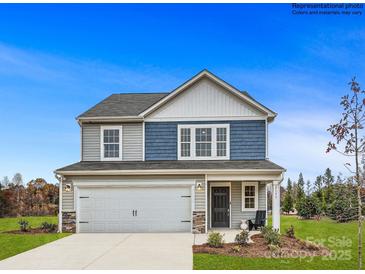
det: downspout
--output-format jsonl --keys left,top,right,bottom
{"left": 55, "top": 174, "right": 63, "bottom": 233}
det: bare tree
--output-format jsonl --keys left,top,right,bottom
{"left": 11, "top": 173, "right": 23, "bottom": 208}
{"left": 327, "top": 78, "right": 365, "bottom": 269}
{"left": 1, "top": 176, "right": 10, "bottom": 188}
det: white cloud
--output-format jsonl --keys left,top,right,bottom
{"left": 270, "top": 110, "right": 353, "bottom": 185}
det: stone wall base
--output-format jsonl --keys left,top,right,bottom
{"left": 62, "top": 211, "right": 76, "bottom": 233}
{"left": 193, "top": 210, "right": 206, "bottom": 234}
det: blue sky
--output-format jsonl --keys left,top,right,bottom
{"left": 0, "top": 4, "right": 364, "bottom": 185}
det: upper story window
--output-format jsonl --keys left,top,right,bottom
{"left": 178, "top": 124, "right": 230, "bottom": 160}
{"left": 101, "top": 126, "right": 122, "bottom": 160}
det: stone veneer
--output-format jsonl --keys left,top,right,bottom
{"left": 192, "top": 211, "right": 206, "bottom": 234}
{"left": 62, "top": 211, "right": 76, "bottom": 233}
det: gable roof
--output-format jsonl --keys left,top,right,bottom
{"left": 77, "top": 69, "right": 276, "bottom": 123}
{"left": 140, "top": 70, "right": 276, "bottom": 120}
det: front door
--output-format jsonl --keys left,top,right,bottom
{"left": 211, "top": 187, "right": 230, "bottom": 227}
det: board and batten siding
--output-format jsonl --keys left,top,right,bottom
{"left": 62, "top": 180, "right": 74, "bottom": 211}
{"left": 81, "top": 123, "right": 143, "bottom": 161}
{"left": 207, "top": 181, "right": 267, "bottom": 229}
{"left": 146, "top": 77, "right": 263, "bottom": 120}
{"left": 145, "top": 120, "right": 266, "bottom": 160}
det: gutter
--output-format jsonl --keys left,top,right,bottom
{"left": 54, "top": 168, "right": 285, "bottom": 176}
{"left": 77, "top": 116, "right": 143, "bottom": 125}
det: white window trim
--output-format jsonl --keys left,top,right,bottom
{"left": 100, "top": 125, "right": 123, "bottom": 161}
{"left": 177, "top": 124, "right": 230, "bottom": 160}
{"left": 241, "top": 181, "right": 259, "bottom": 211}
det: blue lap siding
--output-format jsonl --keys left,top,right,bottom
{"left": 145, "top": 120, "right": 266, "bottom": 160}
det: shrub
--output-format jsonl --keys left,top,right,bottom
{"left": 18, "top": 219, "right": 30, "bottom": 232}
{"left": 41, "top": 222, "right": 57, "bottom": 232}
{"left": 235, "top": 230, "right": 249, "bottom": 246}
{"left": 207, "top": 232, "right": 224, "bottom": 248}
{"left": 285, "top": 225, "right": 295, "bottom": 238}
{"left": 261, "top": 226, "right": 280, "bottom": 246}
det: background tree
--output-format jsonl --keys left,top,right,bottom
{"left": 323, "top": 168, "right": 334, "bottom": 205}
{"left": 0, "top": 173, "right": 58, "bottom": 217}
{"left": 327, "top": 179, "right": 358, "bottom": 222}
{"left": 327, "top": 78, "right": 365, "bottom": 269}
{"left": 297, "top": 195, "right": 321, "bottom": 219}
{"left": 292, "top": 181, "right": 298, "bottom": 205}
{"left": 313, "top": 176, "right": 323, "bottom": 199}
{"left": 1, "top": 176, "right": 10, "bottom": 188}
{"left": 306, "top": 180, "right": 312, "bottom": 196}
{"left": 12, "top": 173, "right": 23, "bottom": 204}
{"left": 282, "top": 178, "right": 294, "bottom": 214}
{"left": 295, "top": 173, "right": 305, "bottom": 211}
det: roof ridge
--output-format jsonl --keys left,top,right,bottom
{"left": 113, "top": 92, "right": 170, "bottom": 95}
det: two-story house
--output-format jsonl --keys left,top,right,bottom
{"left": 55, "top": 70, "right": 285, "bottom": 234}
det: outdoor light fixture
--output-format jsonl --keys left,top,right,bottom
{"left": 64, "top": 184, "right": 72, "bottom": 192}
{"left": 196, "top": 182, "right": 203, "bottom": 191}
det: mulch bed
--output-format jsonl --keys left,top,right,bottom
{"left": 193, "top": 234, "right": 331, "bottom": 258}
{"left": 5, "top": 228, "right": 57, "bottom": 234}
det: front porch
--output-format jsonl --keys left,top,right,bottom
{"left": 192, "top": 176, "right": 282, "bottom": 234}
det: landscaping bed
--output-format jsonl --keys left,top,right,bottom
{"left": 5, "top": 228, "right": 57, "bottom": 234}
{"left": 193, "top": 234, "right": 330, "bottom": 258}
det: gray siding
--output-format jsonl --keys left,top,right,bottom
{"left": 62, "top": 180, "right": 74, "bottom": 211}
{"left": 145, "top": 120, "right": 265, "bottom": 161}
{"left": 208, "top": 181, "right": 267, "bottom": 229}
{"left": 194, "top": 180, "right": 206, "bottom": 211}
{"left": 122, "top": 123, "right": 143, "bottom": 161}
{"left": 231, "top": 182, "right": 266, "bottom": 228}
{"left": 82, "top": 124, "right": 100, "bottom": 161}
{"left": 82, "top": 123, "right": 143, "bottom": 161}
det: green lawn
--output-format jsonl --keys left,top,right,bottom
{"left": 0, "top": 216, "right": 70, "bottom": 261}
{"left": 194, "top": 215, "right": 365, "bottom": 270}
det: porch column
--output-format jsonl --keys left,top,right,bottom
{"left": 272, "top": 181, "right": 281, "bottom": 232}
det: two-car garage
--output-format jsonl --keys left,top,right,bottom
{"left": 75, "top": 181, "right": 193, "bottom": 233}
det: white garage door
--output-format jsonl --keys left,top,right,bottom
{"left": 78, "top": 186, "right": 192, "bottom": 233}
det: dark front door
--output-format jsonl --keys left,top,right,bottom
{"left": 211, "top": 187, "right": 230, "bottom": 227}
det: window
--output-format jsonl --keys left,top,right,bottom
{"left": 195, "top": 128, "right": 212, "bottom": 157}
{"left": 216, "top": 127, "right": 227, "bottom": 157}
{"left": 178, "top": 124, "right": 229, "bottom": 160}
{"left": 101, "top": 126, "right": 122, "bottom": 160}
{"left": 180, "top": 128, "right": 191, "bottom": 157}
{"left": 242, "top": 182, "right": 258, "bottom": 211}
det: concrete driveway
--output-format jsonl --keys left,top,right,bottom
{"left": 0, "top": 233, "right": 193, "bottom": 270}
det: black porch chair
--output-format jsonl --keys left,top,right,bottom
{"left": 248, "top": 210, "right": 266, "bottom": 231}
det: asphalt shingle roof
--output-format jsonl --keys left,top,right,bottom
{"left": 56, "top": 160, "right": 284, "bottom": 173}
{"left": 78, "top": 93, "right": 168, "bottom": 118}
